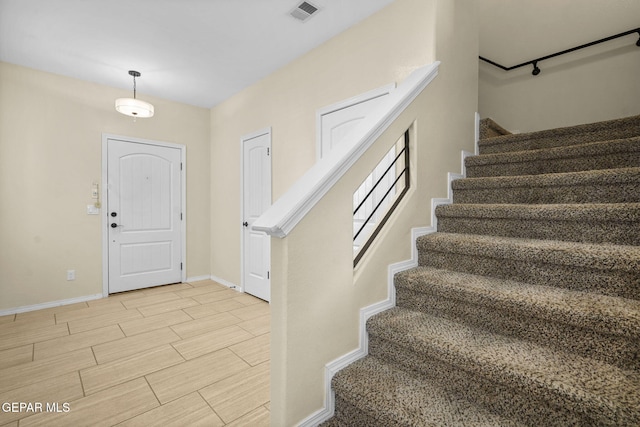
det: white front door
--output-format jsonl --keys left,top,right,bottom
{"left": 107, "top": 138, "right": 183, "bottom": 293}
{"left": 242, "top": 129, "right": 271, "bottom": 302}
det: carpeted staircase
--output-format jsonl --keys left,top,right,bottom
{"left": 323, "top": 115, "right": 640, "bottom": 426}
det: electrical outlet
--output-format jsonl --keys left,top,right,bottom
{"left": 67, "top": 270, "right": 75, "bottom": 281}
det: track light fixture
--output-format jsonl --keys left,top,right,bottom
{"left": 531, "top": 61, "right": 541, "bottom": 76}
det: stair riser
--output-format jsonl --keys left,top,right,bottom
{"left": 329, "top": 396, "right": 386, "bottom": 427}
{"left": 417, "top": 249, "right": 639, "bottom": 300}
{"left": 436, "top": 216, "right": 640, "bottom": 246}
{"left": 368, "top": 336, "right": 596, "bottom": 427}
{"left": 452, "top": 181, "right": 640, "bottom": 204}
{"left": 396, "top": 287, "right": 639, "bottom": 371}
{"left": 330, "top": 355, "right": 528, "bottom": 426}
{"left": 467, "top": 151, "right": 640, "bottom": 178}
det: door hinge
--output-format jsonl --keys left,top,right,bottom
{"left": 267, "top": 148, "right": 270, "bottom": 156}
{"left": 181, "top": 213, "right": 183, "bottom": 220}
{"left": 180, "top": 163, "right": 183, "bottom": 170}
{"left": 180, "top": 263, "right": 183, "bottom": 270}
{"left": 267, "top": 271, "right": 270, "bottom": 279}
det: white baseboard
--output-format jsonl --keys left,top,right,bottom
{"left": 298, "top": 147, "right": 470, "bottom": 426}
{"left": 0, "top": 293, "right": 104, "bottom": 317}
{"left": 1, "top": 275, "right": 240, "bottom": 317}
{"left": 185, "top": 275, "right": 212, "bottom": 283}
{"left": 475, "top": 111, "right": 480, "bottom": 155}
{"left": 209, "top": 274, "right": 241, "bottom": 292}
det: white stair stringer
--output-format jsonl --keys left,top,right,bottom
{"left": 297, "top": 148, "right": 473, "bottom": 427}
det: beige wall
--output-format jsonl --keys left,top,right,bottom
{"left": 267, "top": 0, "right": 479, "bottom": 424}
{"left": 0, "top": 62, "right": 211, "bottom": 311}
{"left": 210, "top": 0, "right": 437, "bottom": 288}
{"left": 478, "top": 0, "right": 640, "bottom": 132}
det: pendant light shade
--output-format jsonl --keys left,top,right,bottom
{"left": 115, "top": 70, "right": 154, "bottom": 118}
{"left": 115, "top": 97, "right": 154, "bottom": 117}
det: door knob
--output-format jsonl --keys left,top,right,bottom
{"left": 242, "top": 221, "right": 248, "bottom": 227}
{"left": 111, "top": 223, "right": 118, "bottom": 228}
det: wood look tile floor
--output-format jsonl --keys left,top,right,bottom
{"left": 0, "top": 280, "right": 270, "bottom": 427}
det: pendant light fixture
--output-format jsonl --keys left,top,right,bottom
{"left": 115, "top": 70, "right": 154, "bottom": 118}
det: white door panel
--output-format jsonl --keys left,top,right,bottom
{"left": 317, "top": 85, "right": 396, "bottom": 251}
{"left": 242, "top": 130, "right": 271, "bottom": 302}
{"left": 321, "top": 97, "right": 382, "bottom": 158}
{"left": 107, "top": 139, "right": 182, "bottom": 293}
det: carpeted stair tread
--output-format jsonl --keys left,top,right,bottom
{"left": 395, "top": 267, "right": 640, "bottom": 370}
{"left": 479, "top": 117, "right": 512, "bottom": 139}
{"left": 417, "top": 232, "right": 640, "bottom": 273}
{"left": 466, "top": 136, "right": 640, "bottom": 178}
{"left": 330, "top": 355, "right": 524, "bottom": 427}
{"left": 395, "top": 266, "right": 640, "bottom": 340}
{"left": 367, "top": 307, "right": 640, "bottom": 426}
{"left": 452, "top": 167, "right": 640, "bottom": 204}
{"left": 435, "top": 203, "right": 640, "bottom": 245}
{"left": 417, "top": 233, "right": 640, "bottom": 299}
{"left": 479, "top": 114, "right": 640, "bottom": 154}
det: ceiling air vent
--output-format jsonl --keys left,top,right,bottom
{"left": 290, "top": 1, "right": 319, "bottom": 22}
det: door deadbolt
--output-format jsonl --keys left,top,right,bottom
{"left": 111, "top": 212, "right": 117, "bottom": 217}
{"left": 111, "top": 223, "right": 118, "bottom": 228}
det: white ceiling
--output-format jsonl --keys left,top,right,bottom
{"left": 3, "top": 1, "right": 638, "bottom": 109}
{"left": 0, "top": 0, "right": 394, "bottom": 108}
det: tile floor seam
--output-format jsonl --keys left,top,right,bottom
{"left": 132, "top": 307, "right": 143, "bottom": 319}
{"left": 169, "top": 341, "right": 188, "bottom": 362}
{"left": 227, "top": 346, "right": 243, "bottom": 362}
{"left": 77, "top": 368, "right": 87, "bottom": 397}
{"left": 224, "top": 407, "right": 257, "bottom": 425}
{"left": 237, "top": 324, "right": 264, "bottom": 337}
{"left": 116, "top": 321, "right": 127, "bottom": 338}
{"left": 197, "top": 389, "right": 226, "bottom": 424}
{"left": 89, "top": 344, "right": 99, "bottom": 366}
{"left": 182, "top": 307, "right": 198, "bottom": 321}
{"left": 143, "top": 375, "right": 163, "bottom": 407}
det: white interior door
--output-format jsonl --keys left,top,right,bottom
{"left": 317, "top": 84, "right": 395, "bottom": 159}
{"left": 107, "top": 138, "right": 183, "bottom": 293}
{"left": 320, "top": 99, "right": 378, "bottom": 157}
{"left": 242, "top": 129, "right": 271, "bottom": 302}
{"left": 317, "top": 84, "right": 396, "bottom": 251}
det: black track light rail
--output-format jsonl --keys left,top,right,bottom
{"left": 480, "top": 27, "right": 640, "bottom": 76}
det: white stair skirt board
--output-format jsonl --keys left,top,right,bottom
{"left": 0, "top": 293, "right": 104, "bottom": 316}
{"left": 297, "top": 146, "right": 474, "bottom": 427}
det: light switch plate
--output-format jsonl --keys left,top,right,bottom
{"left": 87, "top": 205, "right": 100, "bottom": 215}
